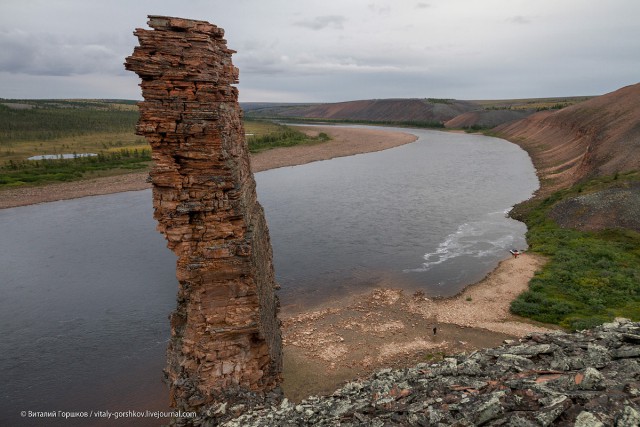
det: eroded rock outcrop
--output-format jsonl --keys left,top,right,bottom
{"left": 125, "top": 15, "right": 282, "bottom": 423}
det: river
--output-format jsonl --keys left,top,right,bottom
{"left": 0, "top": 127, "right": 537, "bottom": 425}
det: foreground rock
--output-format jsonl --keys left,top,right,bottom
{"left": 223, "top": 319, "right": 640, "bottom": 426}
{"left": 125, "top": 16, "right": 282, "bottom": 423}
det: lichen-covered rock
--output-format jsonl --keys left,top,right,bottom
{"left": 222, "top": 320, "right": 640, "bottom": 426}
{"left": 125, "top": 15, "right": 282, "bottom": 425}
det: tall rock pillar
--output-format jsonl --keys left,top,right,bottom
{"left": 125, "top": 15, "right": 282, "bottom": 420}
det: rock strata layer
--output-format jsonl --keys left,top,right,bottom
{"left": 223, "top": 319, "right": 640, "bottom": 426}
{"left": 125, "top": 15, "right": 282, "bottom": 423}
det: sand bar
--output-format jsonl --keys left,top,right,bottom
{"left": 281, "top": 252, "right": 554, "bottom": 400}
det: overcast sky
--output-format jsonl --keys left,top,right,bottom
{"left": 0, "top": 0, "right": 638, "bottom": 102}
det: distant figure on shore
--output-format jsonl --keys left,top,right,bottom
{"left": 510, "top": 249, "right": 521, "bottom": 258}
{"left": 433, "top": 326, "right": 437, "bottom": 335}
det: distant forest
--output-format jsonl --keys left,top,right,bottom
{"left": 0, "top": 100, "right": 139, "bottom": 142}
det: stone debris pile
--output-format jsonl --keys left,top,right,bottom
{"left": 125, "top": 15, "right": 282, "bottom": 423}
{"left": 222, "top": 319, "right": 640, "bottom": 426}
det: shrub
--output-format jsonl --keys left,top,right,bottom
{"left": 510, "top": 174, "right": 640, "bottom": 330}
{"left": 247, "top": 124, "right": 331, "bottom": 153}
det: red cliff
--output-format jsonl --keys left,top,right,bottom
{"left": 495, "top": 83, "right": 640, "bottom": 193}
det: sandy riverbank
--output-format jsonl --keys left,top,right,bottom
{"left": 0, "top": 126, "right": 416, "bottom": 209}
{"left": 281, "top": 252, "right": 554, "bottom": 400}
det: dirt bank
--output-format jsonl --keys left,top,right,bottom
{"left": 251, "top": 125, "right": 416, "bottom": 172}
{"left": 494, "top": 82, "right": 640, "bottom": 194}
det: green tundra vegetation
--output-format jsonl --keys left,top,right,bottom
{"left": 510, "top": 172, "right": 640, "bottom": 330}
{"left": 426, "top": 98, "right": 454, "bottom": 104}
{"left": 0, "top": 100, "right": 330, "bottom": 188}
{"left": 0, "top": 100, "right": 149, "bottom": 187}
{"left": 463, "top": 124, "right": 493, "bottom": 132}
{"left": 0, "top": 150, "right": 151, "bottom": 186}
{"left": 0, "top": 100, "right": 138, "bottom": 142}
{"left": 245, "top": 119, "right": 330, "bottom": 153}
{"left": 476, "top": 96, "right": 592, "bottom": 111}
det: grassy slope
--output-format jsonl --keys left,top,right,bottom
{"left": 496, "top": 84, "right": 640, "bottom": 330}
{"left": 510, "top": 172, "right": 640, "bottom": 330}
{"left": 469, "top": 96, "right": 592, "bottom": 111}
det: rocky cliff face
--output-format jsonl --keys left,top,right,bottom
{"left": 223, "top": 319, "right": 640, "bottom": 426}
{"left": 125, "top": 15, "right": 282, "bottom": 422}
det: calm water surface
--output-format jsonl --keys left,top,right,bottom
{"left": 259, "top": 127, "right": 538, "bottom": 308}
{"left": 0, "top": 127, "right": 537, "bottom": 424}
{"left": 0, "top": 191, "right": 176, "bottom": 426}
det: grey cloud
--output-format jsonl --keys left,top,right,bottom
{"left": 238, "top": 47, "right": 410, "bottom": 78}
{"left": 507, "top": 15, "right": 532, "bottom": 25}
{"left": 294, "top": 15, "right": 346, "bottom": 30}
{"left": 368, "top": 2, "right": 391, "bottom": 15}
{"left": 0, "top": 30, "right": 128, "bottom": 76}
{"left": 237, "top": 55, "right": 287, "bottom": 75}
{"left": 237, "top": 40, "right": 288, "bottom": 75}
{"left": 0, "top": 31, "right": 36, "bottom": 74}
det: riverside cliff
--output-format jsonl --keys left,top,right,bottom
{"left": 495, "top": 83, "right": 640, "bottom": 194}
{"left": 125, "top": 16, "right": 282, "bottom": 424}
{"left": 495, "top": 82, "right": 640, "bottom": 234}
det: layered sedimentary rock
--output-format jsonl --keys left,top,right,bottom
{"left": 124, "top": 15, "right": 282, "bottom": 420}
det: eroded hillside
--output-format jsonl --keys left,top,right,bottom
{"left": 246, "top": 98, "right": 476, "bottom": 124}
{"left": 243, "top": 96, "right": 589, "bottom": 129}
{"left": 495, "top": 83, "right": 640, "bottom": 193}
